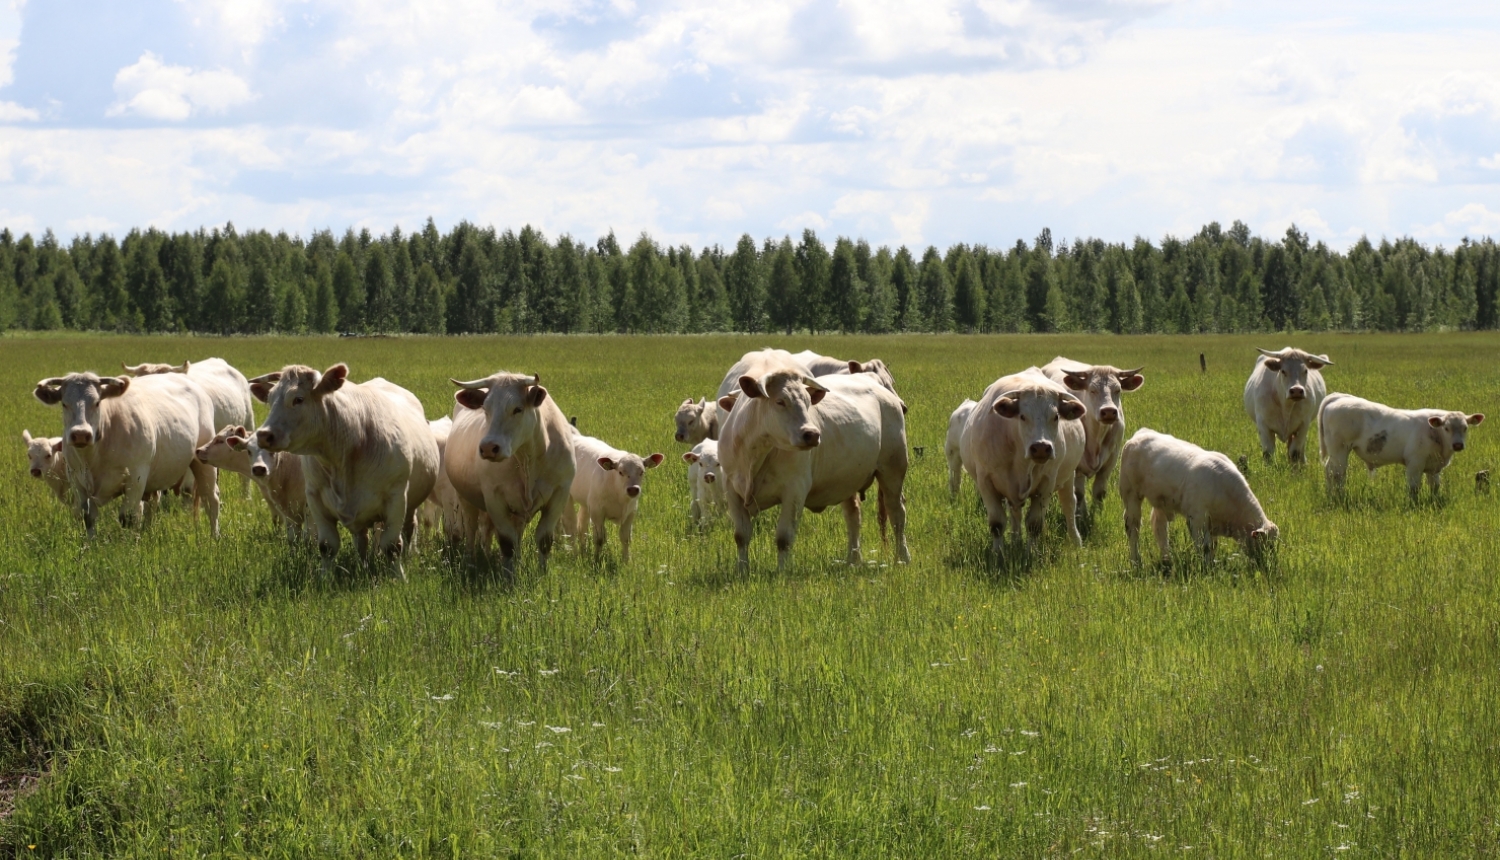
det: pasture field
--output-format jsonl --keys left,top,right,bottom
{"left": 2, "top": 332, "right": 1500, "bottom": 858}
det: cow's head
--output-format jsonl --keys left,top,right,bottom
{"left": 22, "top": 430, "right": 63, "bottom": 479}
{"left": 849, "top": 358, "right": 898, "bottom": 395}
{"left": 228, "top": 433, "right": 277, "bottom": 477}
{"left": 253, "top": 364, "right": 346, "bottom": 453}
{"left": 198, "top": 425, "right": 251, "bottom": 469}
{"left": 675, "top": 397, "right": 714, "bottom": 445}
{"left": 1257, "top": 348, "right": 1331, "bottom": 403}
{"left": 1428, "top": 411, "right": 1484, "bottom": 453}
{"left": 598, "top": 450, "right": 664, "bottom": 498}
{"left": 1057, "top": 364, "right": 1144, "bottom": 426}
{"left": 682, "top": 443, "right": 721, "bottom": 485}
{"left": 733, "top": 370, "right": 828, "bottom": 451}
{"left": 1248, "top": 521, "right": 1279, "bottom": 556}
{"left": 993, "top": 385, "right": 1086, "bottom": 462}
{"left": 451, "top": 372, "right": 548, "bottom": 462}
{"left": 34, "top": 372, "right": 130, "bottom": 449}
{"left": 122, "top": 360, "right": 188, "bottom": 376}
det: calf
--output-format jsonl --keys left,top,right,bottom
{"left": 1118, "top": 427, "right": 1278, "bottom": 564}
{"left": 251, "top": 365, "right": 438, "bottom": 574}
{"left": 22, "top": 429, "right": 70, "bottom": 507}
{"left": 674, "top": 397, "right": 719, "bottom": 445}
{"left": 1319, "top": 392, "right": 1484, "bottom": 499}
{"left": 34, "top": 371, "right": 219, "bottom": 537}
{"left": 682, "top": 439, "right": 725, "bottom": 524}
{"left": 196, "top": 425, "right": 308, "bottom": 540}
{"left": 1243, "top": 346, "right": 1332, "bottom": 464}
{"left": 718, "top": 351, "right": 909, "bottom": 569}
{"left": 1041, "top": 357, "right": 1145, "bottom": 510}
{"left": 568, "top": 435, "right": 664, "bottom": 561}
{"left": 446, "top": 372, "right": 576, "bottom": 572}
{"left": 959, "top": 369, "right": 1086, "bottom": 553}
{"left": 945, "top": 399, "right": 978, "bottom": 497}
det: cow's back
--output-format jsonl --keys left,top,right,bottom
{"left": 188, "top": 358, "right": 255, "bottom": 431}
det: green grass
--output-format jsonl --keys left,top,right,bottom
{"left": 2, "top": 332, "right": 1499, "bottom": 857}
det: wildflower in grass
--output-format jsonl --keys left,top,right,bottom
{"left": 1010, "top": 782, "right": 1027, "bottom": 788}
{"left": 431, "top": 693, "right": 454, "bottom": 701}
{"left": 546, "top": 725, "right": 571, "bottom": 734}
{"left": 973, "top": 805, "right": 991, "bottom": 811}
{"left": 539, "top": 669, "right": 560, "bottom": 676}
{"left": 604, "top": 766, "right": 622, "bottom": 773}
{"left": 1304, "top": 797, "right": 1320, "bottom": 805}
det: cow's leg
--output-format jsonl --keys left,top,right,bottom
{"left": 727, "top": 492, "right": 754, "bottom": 569}
{"left": 1287, "top": 426, "right": 1306, "bottom": 465}
{"left": 1093, "top": 447, "right": 1120, "bottom": 509}
{"left": 534, "top": 485, "right": 572, "bottom": 572}
{"left": 689, "top": 489, "right": 703, "bottom": 525}
{"left": 307, "top": 489, "right": 342, "bottom": 575}
{"left": 574, "top": 502, "right": 589, "bottom": 546}
{"left": 591, "top": 508, "right": 609, "bottom": 560}
{"left": 189, "top": 460, "right": 220, "bottom": 538}
{"left": 1007, "top": 498, "right": 1023, "bottom": 542}
{"left": 1187, "top": 515, "right": 1214, "bottom": 562}
{"left": 1324, "top": 441, "right": 1350, "bottom": 495}
{"left": 879, "top": 467, "right": 910, "bottom": 564}
{"left": 1151, "top": 507, "right": 1172, "bottom": 562}
{"left": 120, "top": 467, "right": 149, "bottom": 529}
{"left": 1057, "top": 477, "right": 1082, "bottom": 547}
{"left": 1122, "top": 491, "right": 1143, "bottom": 565}
{"left": 774, "top": 498, "right": 804, "bottom": 570}
{"left": 841, "top": 496, "right": 862, "bottom": 565}
{"left": 974, "top": 479, "right": 1009, "bottom": 560}
{"left": 1405, "top": 462, "right": 1425, "bottom": 501}
{"left": 1024, "top": 478, "right": 1055, "bottom": 550}
{"left": 1257, "top": 422, "right": 1277, "bottom": 462}
{"left": 458, "top": 498, "right": 481, "bottom": 555}
{"left": 947, "top": 452, "right": 963, "bottom": 498}
{"left": 378, "top": 489, "right": 410, "bottom": 579}
{"left": 1073, "top": 470, "right": 1088, "bottom": 512}
{"left": 619, "top": 512, "right": 635, "bottom": 563}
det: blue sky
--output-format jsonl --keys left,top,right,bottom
{"left": 1, "top": 0, "right": 1499, "bottom": 249}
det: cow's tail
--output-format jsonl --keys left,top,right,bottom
{"left": 877, "top": 480, "right": 890, "bottom": 546}
{"left": 1317, "top": 394, "right": 1333, "bottom": 463}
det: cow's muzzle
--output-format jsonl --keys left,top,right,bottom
{"left": 798, "top": 427, "right": 821, "bottom": 449}
{"left": 256, "top": 429, "right": 279, "bottom": 450}
{"left": 30, "top": 468, "right": 42, "bottom": 478}
{"left": 1028, "top": 441, "right": 1054, "bottom": 461}
{"left": 1288, "top": 386, "right": 1306, "bottom": 401}
{"left": 1099, "top": 407, "right": 1119, "bottom": 424}
{"left": 1452, "top": 441, "right": 1465, "bottom": 452}
{"left": 626, "top": 485, "right": 641, "bottom": 498}
{"left": 479, "top": 439, "right": 510, "bottom": 461}
{"left": 703, "top": 473, "right": 716, "bottom": 484}
{"left": 674, "top": 431, "right": 686, "bottom": 442}
{"left": 69, "top": 429, "right": 94, "bottom": 448}
{"left": 252, "top": 464, "right": 269, "bottom": 477}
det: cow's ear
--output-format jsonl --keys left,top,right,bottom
{"left": 51, "top": 440, "right": 63, "bottom": 455}
{"left": 739, "top": 376, "right": 766, "bottom": 399}
{"left": 1062, "top": 372, "right": 1089, "bottom": 391}
{"left": 179, "top": 360, "right": 191, "bottom": 373}
{"left": 454, "top": 388, "right": 487, "bottom": 410}
{"left": 1263, "top": 359, "right": 1282, "bottom": 371}
{"left": 682, "top": 452, "right": 700, "bottom": 464}
{"left": 528, "top": 385, "right": 548, "bottom": 408}
{"left": 314, "top": 364, "right": 348, "bottom": 396}
{"left": 809, "top": 387, "right": 827, "bottom": 405}
{"left": 680, "top": 398, "right": 694, "bottom": 408}
{"left": 21, "top": 429, "right": 31, "bottom": 444}
{"left": 994, "top": 397, "right": 1020, "bottom": 419}
{"left": 227, "top": 436, "right": 249, "bottom": 451}
{"left": 848, "top": 360, "right": 863, "bottom": 374}
{"left": 100, "top": 376, "right": 130, "bottom": 399}
{"left": 1468, "top": 413, "right": 1485, "bottom": 426}
{"left": 250, "top": 382, "right": 274, "bottom": 403}
{"left": 1120, "top": 373, "right": 1145, "bottom": 391}
{"left": 1059, "top": 398, "right": 1086, "bottom": 421}
{"left": 717, "top": 395, "right": 737, "bottom": 412}
{"left": 645, "top": 453, "right": 664, "bottom": 468}
{"left": 598, "top": 457, "right": 617, "bottom": 471}
{"left": 1429, "top": 416, "right": 1444, "bottom": 428}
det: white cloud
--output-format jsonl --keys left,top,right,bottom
{"left": 106, "top": 51, "right": 255, "bottom": 120}
{"left": 0, "top": 100, "right": 36, "bottom": 120}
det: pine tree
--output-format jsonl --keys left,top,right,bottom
{"left": 276, "top": 275, "right": 308, "bottom": 333}
{"left": 696, "top": 249, "right": 731, "bottom": 332}
{"left": 90, "top": 236, "right": 130, "bottom": 330}
{"left": 794, "top": 230, "right": 829, "bottom": 333}
{"left": 828, "top": 238, "right": 864, "bottom": 333}
{"left": 204, "top": 257, "right": 243, "bottom": 336}
{"left": 766, "top": 238, "right": 801, "bottom": 335}
{"left": 951, "top": 248, "right": 984, "bottom": 332}
{"left": 917, "top": 246, "right": 952, "bottom": 332}
{"left": 244, "top": 255, "right": 277, "bottom": 334}
{"left": 364, "top": 244, "right": 397, "bottom": 333}
{"left": 725, "top": 234, "right": 765, "bottom": 332}
{"left": 412, "top": 263, "right": 446, "bottom": 334}
{"left": 333, "top": 251, "right": 364, "bottom": 332}
{"left": 864, "top": 246, "right": 896, "bottom": 333}
{"left": 308, "top": 259, "right": 337, "bottom": 334}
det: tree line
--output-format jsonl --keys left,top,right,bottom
{"left": 1, "top": 219, "right": 1497, "bottom": 337}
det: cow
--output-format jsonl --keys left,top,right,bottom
{"left": 195, "top": 425, "right": 308, "bottom": 540}
{"left": 1040, "top": 357, "right": 1145, "bottom": 512}
{"left": 446, "top": 372, "right": 576, "bottom": 573}
{"left": 713, "top": 349, "right": 815, "bottom": 432}
{"left": 22, "top": 430, "right": 70, "bottom": 508}
{"left": 1244, "top": 347, "right": 1332, "bottom": 464}
{"left": 791, "top": 350, "right": 900, "bottom": 397}
{"left": 959, "top": 368, "right": 1086, "bottom": 554}
{"left": 945, "top": 399, "right": 978, "bottom": 498}
{"left": 1118, "top": 427, "right": 1278, "bottom": 565}
{"left": 1318, "top": 392, "right": 1484, "bottom": 499}
{"left": 34, "top": 371, "right": 219, "bottom": 538}
{"left": 674, "top": 397, "right": 719, "bottom": 445}
{"left": 682, "top": 439, "right": 726, "bottom": 525}
{"left": 568, "top": 435, "right": 664, "bottom": 561}
{"left": 124, "top": 358, "right": 257, "bottom": 498}
{"left": 717, "top": 350, "right": 909, "bottom": 569}
{"left": 421, "top": 417, "right": 453, "bottom": 535}
{"left": 251, "top": 364, "right": 439, "bottom": 574}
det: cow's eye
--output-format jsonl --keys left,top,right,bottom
{"left": 776, "top": 399, "right": 786, "bottom": 407}
{"left": 292, "top": 396, "right": 304, "bottom": 406}
{"left": 513, "top": 407, "right": 523, "bottom": 415}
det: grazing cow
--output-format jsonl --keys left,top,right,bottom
{"left": 34, "top": 372, "right": 219, "bottom": 538}
{"left": 568, "top": 435, "right": 664, "bottom": 561}
{"left": 1318, "top": 392, "right": 1485, "bottom": 499}
{"left": 682, "top": 439, "right": 726, "bottom": 524}
{"left": 718, "top": 350, "right": 909, "bottom": 569}
{"left": 125, "top": 358, "right": 257, "bottom": 497}
{"left": 251, "top": 364, "right": 439, "bottom": 574}
{"left": 959, "top": 368, "right": 1086, "bottom": 553}
{"left": 196, "top": 425, "right": 308, "bottom": 540}
{"left": 1244, "top": 347, "right": 1332, "bottom": 464}
{"left": 674, "top": 397, "right": 719, "bottom": 445}
{"left": 1041, "top": 357, "right": 1145, "bottom": 511}
{"left": 22, "top": 430, "right": 70, "bottom": 507}
{"left": 791, "top": 350, "right": 901, "bottom": 398}
{"left": 945, "top": 399, "right": 978, "bottom": 498}
{"left": 1119, "top": 428, "right": 1278, "bottom": 564}
{"left": 446, "top": 372, "right": 576, "bottom": 572}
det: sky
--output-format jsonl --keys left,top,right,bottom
{"left": 1, "top": 0, "right": 1499, "bottom": 250}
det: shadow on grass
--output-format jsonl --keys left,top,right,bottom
{"left": 253, "top": 540, "right": 423, "bottom": 599}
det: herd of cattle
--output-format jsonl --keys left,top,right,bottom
{"left": 21, "top": 346, "right": 1485, "bottom": 574}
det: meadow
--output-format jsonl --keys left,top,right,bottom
{"left": 2, "top": 331, "right": 1499, "bottom": 858}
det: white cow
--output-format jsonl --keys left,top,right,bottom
{"left": 568, "top": 435, "right": 664, "bottom": 561}
{"left": 421, "top": 416, "right": 457, "bottom": 536}
{"left": 1041, "top": 357, "right": 1145, "bottom": 512}
{"left": 251, "top": 364, "right": 439, "bottom": 574}
{"left": 945, "top": 399, "right": 978, "bottom": 497}
{"left": 674, "top": 397, "right": 720, "bottom": 445}
{"left": 1244, "top": 346, "right": 1332, "bottom": 464}
{"left": 446, "top": 372, "right": 576, "bottom": 572}
{"left": 125, "top": 358, "right": 257, "bottom": 497}
{"left": 22, "top": 430, "right": 69, "bottom": 507}
{"left": 34, "top": 372, "right": 219, "bottom": 538}
{"left": 791, "top": 350, "right": 901, "bottom": 400}
{"left": 682, "top": 439, "right": 726, "bottom": 524}
{"left": 960, "top": 368, "right": 1086, "bottom": 554}
{"left": 713, "top": 349, "right": 816, "bottom": 433}
{"left": 718, "top": 350, "right": 909, "bottom": 569}
{"left": 195, "top": 425, "right": 308, "bottom": 540}
{"left": 1118, "top": 428, "right": 1278, "bottom": 564}
{"left": 1318, "top": 392, "right": 1484, "bottom": 499}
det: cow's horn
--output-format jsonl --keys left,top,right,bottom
{"left": 37, "top": 377, "right": 66, "bottom": 389}
{"left": 1063, "top": 367, "right": 1090, "bottom": 376}
{"left": 248, "top": 372, "right": 282, "bottom": 385}
{"left": 1119, "top": 366, "right": 1145, "bottom": 376}
{"left": 121, "top": 362, "right": 143, "bottom": 373}
{"left": 1255, "top": 347, "right": 1284, "bottom": 358}
{"left": 450, "top": 377, "right": 492, "bottom": 389}
{"left": 803, "top": 376, "right": 829, "bottom": 392}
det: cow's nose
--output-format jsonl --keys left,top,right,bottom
{"left": 1099, "top": 407, "right": 1119, "bottom": 424}
{"left": 69, "top": 429, "right": 92, "bottom": 447}
{"left": 703, "top": 473, "right": 715, "bottom": 484}
{"left": 675, "top": 432, "right": 685, "bottom": 442}
{"left": 479, "top": 440, "right": 502, "bottom": 461}
{"left": 1452, "top": 441, "right": 1465, "bottom": 452}
{"left": 30, "top": 468, "right": 42, "bottom": 478}
{"left": 252, "top": 464, "right": 269, "bottom": 477}
{"left": 1288, "top": 387, "right": 1305, "bottom": 401}
{"left": 1028, "top": 441, "right": 1054, "bottom": 461}
{"left": 626, "top": 485, "right": 641, "bottom": 498}
{"left": 800, "top": 428, "right": 821, "bottom": 448}
{"left": 256, "top": 429, "right": 276, "bottom": 449}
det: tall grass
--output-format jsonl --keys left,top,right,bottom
{"left": 2, "top": 332, "right": 1498, "bottom": 856}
